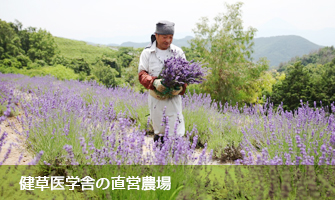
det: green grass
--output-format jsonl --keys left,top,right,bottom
{"left": 2, "top": 165, "right": 334, "bottom": 199}
{"left": 183, "top": 107, "right": 245, "bottom": 160}
{"left": 0, "top": 65, "right": 79, "bottom": 80}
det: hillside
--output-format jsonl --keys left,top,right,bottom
{"left": 55, "top": 37, "right": 118, "bottom": 63}
{"left": 277, "top": 46, "right": 335, "bottom": 72}
{"left": 252, "top": 35, "right": 322, "bottom": 68}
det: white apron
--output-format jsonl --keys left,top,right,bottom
{"left": 138, "top": 41, "right": 186, "bottom": 137}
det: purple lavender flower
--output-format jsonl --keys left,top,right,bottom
{"left": 0, "top": 143, "right": 12, "bottom": 165}
{"left": 159, "top": 55, "right": 208, "bottom": 90}
{"left": 28, "top": 151, "right": 44, "bottom": 165}
{"left": 63, "top": 145, "right": 79, "bottom": 165}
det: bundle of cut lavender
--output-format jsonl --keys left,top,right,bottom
{"left": 154, "top": 55, "right": 208, "bottom": 98}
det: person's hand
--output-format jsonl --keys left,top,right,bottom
{"left": 172, "top": 86, "right": 183, "bottom": 95}
{"left": 153, "top": 79, "right": 167, "bottom": 93}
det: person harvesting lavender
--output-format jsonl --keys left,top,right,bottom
{"left": 138, "top": 20, "right": 187, "bottom": 143}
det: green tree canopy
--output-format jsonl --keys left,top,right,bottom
{"left": 322, "top": 58, "right": 335, "bottom": 105}
{"left": 68, "top": 57, "right": 91, "bottom": 75}
{"left": 190, "top": 2, "right": 268, "bottom": 104}
{"left": 181, "top": 46, "right": 201, "bottom": 62}
{"left": 0, "top": 19, "right": 23, "bottom": 59}
{"left": 27, "top": 29, "right": 58, "bottom": 64}
{"left": 271, "top": 61, "right": 310, "bottom": 110}
{"left": 0, "top": 19, "right": 58, "bottom": 66}
{"left": 270, "top": 59, "right": 335, "bottom": 110}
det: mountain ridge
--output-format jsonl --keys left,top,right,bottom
{"left": 252, "top": 35, "right": 322, "bottom": 68}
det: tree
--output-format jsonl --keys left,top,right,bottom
{"left": 320, "top": 58, "right": 335, "bottom": 105}
{"left": 181, "top": 46, "right": 201, "bottom": 62}
{"left": 27, "top": 29, "right": 57, "bottom": 64}
{"left": 0, "top": 19, "right": 23, "bottom": 59}
{"left": 190, "top": 2, "right": 268, "bottom": 104}
{"left": 10, "top": 20, "right": 37, "bottom": 55}
{"left": 271, "top": 59, "right": 335, "bottom": 110}
{"left": 271, "top": 61, "right": 310, "bottom": 110}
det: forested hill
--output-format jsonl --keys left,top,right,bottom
{"left": 277, "top": 46, "right": 335, "bottom": 72}
{"left": 252, "top": 35, "right": 322, "bottom": 68}
{"left": 0, "top": 19, "right": 140, "bottom": 89}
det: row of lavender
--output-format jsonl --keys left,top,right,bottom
{"left": 237, "top": 101, "right": 335, "bottom": 165}
{"left": 184, "top": 92, "right": 335, "bottom": 165}
{"left": 1, "top": 73, "right": 335, "bottom": 165}
{"left": 0, "top": 73, "right": 211, "bottom": 165}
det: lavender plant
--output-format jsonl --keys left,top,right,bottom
{"left": 236, "top": 100, "right": 335, "bottom": 165}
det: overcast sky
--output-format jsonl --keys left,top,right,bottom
{"left": 1, "top": 0, "right": 334, "bottom": 44}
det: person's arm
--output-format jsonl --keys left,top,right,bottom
{"left": 138, "top": 70, "right": 157, "bottom": 90}
{"left": 138, "top": 50, "right": 168, "bottom": 92}
{"left": 179, "top": 83, "right": 187, "bottom": 95}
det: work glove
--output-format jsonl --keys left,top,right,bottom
{"left": 153, "top": 79, "right": 167, "bottom": 93}
{"left": 172, "top": 86, "right": 183, "bottom": 95}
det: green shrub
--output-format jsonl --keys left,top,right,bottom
{"left": 35, "top": 59, "right": 47, "bottom": 67}
{"left": 16, "top": 54, "right": 32, "bottom": 67}
{"left": 92, "top": 61, "right": 118, "bottom": 87}
{"left": 27, "top": 62, "right": 41, "bottom": 69}
{"left": 0, "top": 57, "right": 21, "bottom": 68}
{"left": 42, "top": 65, "right": 79, "bottom": 80}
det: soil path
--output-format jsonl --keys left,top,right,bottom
{"left": 0, "top": 115, "right": 33, "bottom": 165}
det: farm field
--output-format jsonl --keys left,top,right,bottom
{"left": 1, "top": 73, "right": 335, "bottom": 199}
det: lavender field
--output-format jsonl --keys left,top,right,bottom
{"left": 1, "top": 73, "right": 335, "bottom": 166}
{"left": 1, "top": 73, "right": 335, "bottom": 198}
{"left": 0, "top": 73, "right": 213, "bottom": 166}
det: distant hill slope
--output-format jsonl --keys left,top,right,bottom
{"left": 252, "top": 35, "right": 322, "bottom": 68}
{"left": 55, "top": 37, "right": 117, "bottom": 63}
{"left": 277, "top": 46, "right": 335, "bottom": 72}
